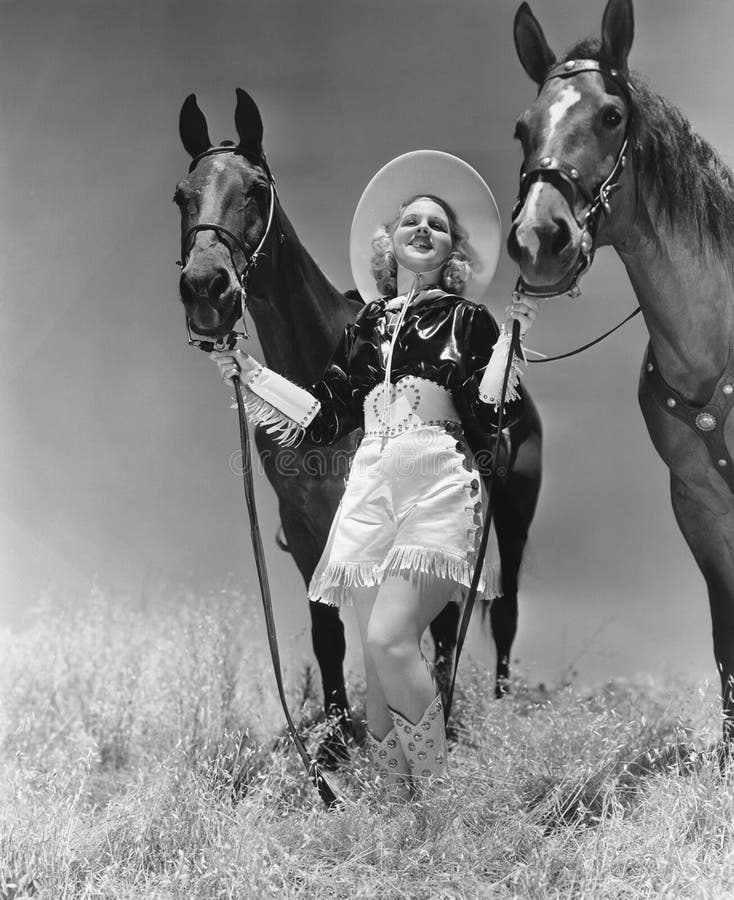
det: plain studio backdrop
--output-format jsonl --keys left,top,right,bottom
{"left": 1, "top": 0, "right": 730, "bottom": 690}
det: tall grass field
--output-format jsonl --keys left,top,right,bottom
{"left": 1, "top": 588, "right": 732, "bottom": 899}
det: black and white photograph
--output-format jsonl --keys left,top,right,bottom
{"left": 3, "top": 0, "right": 734, "bottom": 896}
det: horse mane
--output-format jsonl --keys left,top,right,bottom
{"left": 561, "top": 39, "right": 734, "bottom": 255}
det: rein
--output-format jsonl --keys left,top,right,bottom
{"left": 522, "top": 283, "right": 641, "bottom": 364}
{"left": 181, "top": 148, "right": 340, "bottom": 809}
{"left": 445, "top": 319, "right": 523, "bottom": 721}
{"left": 231, "top": 375, "right": 341, "bottom": 808}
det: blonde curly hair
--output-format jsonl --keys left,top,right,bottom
{"left": 370, "top": 194, "right": 474, "bottom": 298}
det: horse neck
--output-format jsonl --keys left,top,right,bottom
{"left": 609, "top": 202, "right": 734, "bottom": 402}
{"left": 248, "top": 206, "right": 356, "bottom": 384}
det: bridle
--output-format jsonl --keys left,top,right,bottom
{"left": 513, "top": 59, "right": 635, "bottom": 300}
{"left": 179, "top": 145, "right": 280, "bottom": 352}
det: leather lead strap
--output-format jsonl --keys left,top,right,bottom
{"left": 232, "top": 376, "right": 341, "bottom": 809}
{"left": 527, "top": 306, "right": 641, "bottom": 364}
{"left": 445, "top": 319, "right": 523, "bottom": 724}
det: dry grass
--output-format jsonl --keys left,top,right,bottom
{"left": 0, "top": 588, "right": 732, "bottom": 899}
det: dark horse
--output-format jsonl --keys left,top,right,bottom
{"left": 175, "top": 89, "right": 543, "bottom": 748}
{"left": 510, "top": 0, "right": 734, "bottom": 741}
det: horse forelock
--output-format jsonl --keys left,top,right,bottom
{"left": 556, "top": 39, "right": 734, "bottom": 258}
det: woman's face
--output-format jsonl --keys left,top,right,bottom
{"left": 392, "top": 198, "right": 453, "bottom": 274}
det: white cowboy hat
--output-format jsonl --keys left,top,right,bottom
{"left": 350, "top": 150, "right": 501, "bottom": 303}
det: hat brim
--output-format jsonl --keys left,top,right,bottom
{"left": 350, "top": 150, "right": 501, "bottom": 303}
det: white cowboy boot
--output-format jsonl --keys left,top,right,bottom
{"left": 389, "top": 694, "right": 448, "bottom": 790}
{"left": 365, "top": 726, "right": 412, "bottom": 798}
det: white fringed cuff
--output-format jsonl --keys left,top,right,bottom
{"left": 239, "top": 366, "right": 321, "bottom": 447}
{"left": 478, "top": 328, "right": 525, "bottom": 407}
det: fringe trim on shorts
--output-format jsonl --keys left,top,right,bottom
{"left": 382, "top": 544, "right": 502, "bottom": 602}
{"left": 237, "top": 390, "right": 305, "bottom": 448}
{"left": 309, "top": 545, "right": 502, "bottom": 607}
{"left": 308, "top": 560, "right": 384, "bottom": 606}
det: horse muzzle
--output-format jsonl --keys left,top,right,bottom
{"left": 179, "top": 265, "right": 243, "bottom": 336}
{"left": 507, "top": 179, "right": 591, "bottom": 297}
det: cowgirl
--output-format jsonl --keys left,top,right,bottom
{"left": 212, "top": 151, "right": 538, "bottom": 796}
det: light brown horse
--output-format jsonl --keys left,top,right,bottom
{"left": 509, "top": 0, "right": 734, "bottom": 742}
{"left": 175, "top": 90, "right": 543, "bottom": 755}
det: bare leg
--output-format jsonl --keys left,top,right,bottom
{"left": 352, "top": 584, "right": 392, "bottom": 739}
{"left": 367, "top": 573, "right": 456, "bottom": 722}
{"left": 353, "top": 583, "right": 411, "bottom": 794}
{"left": 365, "top": 573, "right": 457, "bottom": 788}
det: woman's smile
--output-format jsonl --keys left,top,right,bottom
{"left": 393, "top": 198, "right": 453, "bottom": 273}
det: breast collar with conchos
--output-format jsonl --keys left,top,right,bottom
{"left": 643, "top": 343, "right": 734, "bottom": 493}
{"left": 513, "top": 59, "right": 634, "bottom": 300}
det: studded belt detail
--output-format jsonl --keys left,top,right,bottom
{"left": 644, "top": 343, "right": 734, "bottom": 493}
{"left": 362, "top": 376, "right": 460, "bottom": 437}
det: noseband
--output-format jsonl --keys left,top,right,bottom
{"left": 179, "top": 145, "right": 280, "bottom": 352}
{"left": 513, "top": 59, "right": 634, "bottom": 300}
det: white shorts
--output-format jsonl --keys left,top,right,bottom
{"left": 307, "top": 424, "right": 501, "bottom": 607}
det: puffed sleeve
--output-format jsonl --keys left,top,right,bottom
{"left": 241, "top": 324, "right": 360, "bottom": 447}
{"left": 454, "top": 303, "right": 524, "bottom": 434}
{"left": 305, "top": 324, "right": 361, "bottom": 445}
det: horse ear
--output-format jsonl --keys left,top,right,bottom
{"left": 234, "top": 88, "right": 264, "bottom": 157}
{"left": 514, "top": 2, "right": 556, "bottom": 86}
{"left": 179, "top": 94, "right": 213, "bottom": 159}
{"left": 601, "top": 0, "right": 634, "bottom": 71}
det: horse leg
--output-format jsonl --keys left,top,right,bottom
{"left": 280, "top": 511, "right": 353, "bottom": 766}
{"left": 491, "top": 482, "right": 532, "bottom": 698}
{"left": 279, "top": 507, "right": 351, "bottom": 720}
{"left": 429, "top": 601, "right": 460, "bottom": 708}
{"left": 309, "top": 600, "right": 349, "bottom": 716}
{"left": 670, "top": 474, "right": 734, "bottom": 748}
{"left": 276, "top": 495, "right": 354, "bottom": 765}
{"left": 489, "top": 495, "right": 521, "bottom": 698}
{"left": 490, "top": 401, "right": 542, "bottom": 697}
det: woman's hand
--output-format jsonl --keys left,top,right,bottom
{"left": 505, "top": 297, "right": 539, "bottom": 338}
{"left": 210, "top": 348, "right": 261, "bottom": 386}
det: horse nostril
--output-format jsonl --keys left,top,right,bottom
{"left": 506, "top": 227, "right": 521, "bottom": 262}
{"left": 179, "top": 273, "right": 195, "bottom": 307}
{"left": 209, "top": 271, "right": 230, "bottom": 302}
{"left": 551, "top": 218, "right": 572, "bottom": 255}
{"left": 179, "top": 268, "right": 232, "bottom": 308}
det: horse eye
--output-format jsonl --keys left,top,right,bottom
{"left": 602, "top": 108, "right": 623, "bottom": 129}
